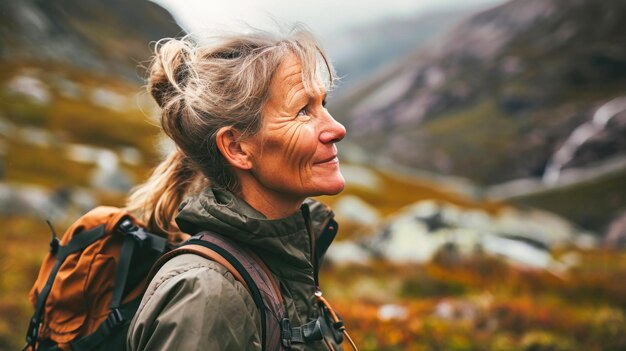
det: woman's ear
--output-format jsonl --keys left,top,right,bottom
{"left": 215, "top": 126, "right": 253, "bottom": 170}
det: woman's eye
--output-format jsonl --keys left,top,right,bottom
{"left": 297, "top": 107, "right": 308, "bottom": 118}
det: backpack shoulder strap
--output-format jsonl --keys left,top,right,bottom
{"left": 148, "top": 231, "right": 285, "bottom": 351}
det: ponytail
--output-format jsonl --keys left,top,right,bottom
{"left": 129, "top": 31, "right": 334, "bottom": 241}
{"left": 126, "top": 149, "right": 205, "bottom": 244}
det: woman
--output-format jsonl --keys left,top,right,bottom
{"left": 126, "top": 27, "right": 353, "bottom": 350}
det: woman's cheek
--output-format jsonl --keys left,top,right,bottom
{"left": 295, "top": 125, "right": 318, "bottom": 167}
{"left": 282, "top": 123, "right": 316, "bottom": 165}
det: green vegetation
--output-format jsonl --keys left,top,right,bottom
{"left": 0, "top": 218, "right": 54, "bottom": 350}
{"left": 0, "top": 62, "right": 160, "bottom": 189}
{"left": 418, "top": 98, "right": 518, "bottom": 182}
{"left": 508, "top": 167, "right": 626, "bottom": 232}
{"left": 319, "top": 165, "right": 504, "bottom": 220}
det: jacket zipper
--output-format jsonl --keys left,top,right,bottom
{"left": 313, "top": 213, "right": 334, "bottom": 289}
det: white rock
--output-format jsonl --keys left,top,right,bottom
{"left": 6, "top": 74, "right": 50, "bottom": 104}
{"left": 90, "top": 151, "right": 133, "bottom": 192}
{"left": 91, "top": 88, "right": 129, "bottom": 112}
{"left": 97, "top": 150, "right": 119, "bottom": 172}
{"left": 324, "top": 241, "right": 370, "bottom": 265}
{"left": 378, "top": 304, "right": 408, "bottom": 321}
{"left": 482, "top": 235, "right": 552, "bottom": 269}
{"left": 402, "top": 200, "right": 440, "bottom": 219}
{"left": 492, "top": 207, "right": 576, "bottom": 248}
{"left": 20, "top": 127, "right": 55, "bottom": 147}
{"left": 372, "top": 199, "right": 588, "bottom": 271}
{"left": 65, "top": 143, "right": 107, "bottom": 164}
{"left": 340, "top": 164, "right": 381, "bottom": 191}
{"left": 457, "top": 209, "right": 493, "bottom": 232}
{"left": 333, "top": 195, "right": 380, "bottom": 227}
{"left": 119, "top": 147, "right": 142, "bottom": 166}
{"left": 435, "top": 301, "right": 454, "bottom": 319}
{"left": 380, "top": 218, "right": 445, "bottom": 263}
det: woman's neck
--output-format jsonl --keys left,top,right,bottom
{"left": 238, "top": 180, "right": 304, "bottom": 220}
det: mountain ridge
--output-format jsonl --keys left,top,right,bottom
{"left": 329, "top": 0, "right": 626, "bottom": 232}
{"left": 0, "top": 0, "right": 183, "bottom": 81}
{"left": 331, "top": 0, "right": 626, "bottom": 185}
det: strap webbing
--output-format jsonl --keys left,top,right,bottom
{"left": 111, "top": 218, "right": 167, "bottom": 309}
{"left": 185, "top": 238, "right": 269, "bottom": 350}
{"left": 26, "top": 225, "right": 107, "bottom": 347}
{"left": 109, "top": 235, "right": 135, "bottom": 309}
{"left": 56, "top": 226, "right": 106, "bottom": 259}
{"left": 70, "top": 298, "right": 141, "bottom": 351}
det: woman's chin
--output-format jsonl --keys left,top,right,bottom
{"left": 313, "top": 175, "right": 345, "bottom": 196}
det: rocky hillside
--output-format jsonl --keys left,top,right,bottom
{"left": 329, "top": 0, "right": 626, "bottom": 232}
{"left": 331, "top": 0, "right": 626, "bottom": 185}
{"left": 0, "top": 0, "right": 182, "bottom": 81}
{"left": 324, "top": 7, "right": 474, "bottom": 98}
{"left": 0, "top": 0, "right": 183, "bottom": 216}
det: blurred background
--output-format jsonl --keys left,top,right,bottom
{"left": 1, "top": 0, "right": 625, "bottom": 350}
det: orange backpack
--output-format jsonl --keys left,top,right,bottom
{"left": 25, "top": 207, "right": 168, "bottom": 351}
{"left": 24, "top": 206, "right": 291, "bottom": 351}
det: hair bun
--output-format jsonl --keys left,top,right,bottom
{"left": 148, "top": 38, "right": 194, "bottom": 108}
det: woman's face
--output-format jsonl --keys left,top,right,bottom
{"left": 246, "top": 54, "right": 346, "bottom": 203}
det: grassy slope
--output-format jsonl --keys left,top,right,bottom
{"left": 320, "top": 250, "right": 626, "bottom": 351}
{"left": 319, "top": 166, "right": 504, "bottom": 220}
{"left": 0, "top": 61, "right": 160, "bottom": 189}
{"left": 505, "top": 166, "right": 626, "bottom": 232}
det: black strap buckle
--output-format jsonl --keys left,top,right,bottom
{"left": 300, "top": 319, "right": 323, "bottom": 342}
{"left": 117, "top": 218, "right": 137, "bottom": 233}
{"left": 282, "top": 318, "right": 323, "bottom": 345}
{"left": 119, "top": 219, "right": 148, "bottom": 241}
{"left": 46, "top": 219, "right": 60, "bottom": 255}
{"left": 105, "top": 308, "right": 124, "bottom": 331}
{"left": 281, "top": 318, "right": 292, "bottom": 347}
{"left": 25, "top": 317, "right": 39, "bottom": 345}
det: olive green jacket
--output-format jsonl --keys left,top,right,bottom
{"left": 127, "top": 188, "right": 343, "bottom": 351}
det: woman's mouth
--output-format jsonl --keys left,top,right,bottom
{"left": 315, "top": 155, "right": 338, "bottom": 165}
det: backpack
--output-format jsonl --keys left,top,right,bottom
{"left": 24, "top": 206, "right": 357, "bottom": 351}
{"left": 23, "top": 206, "right": 287, "bottom": 351}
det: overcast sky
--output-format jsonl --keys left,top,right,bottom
{"left": 154, "top": 0, "right": 508, "bottom": 38}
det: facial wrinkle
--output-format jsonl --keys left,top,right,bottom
{"left": 283, "top": 123, "right": 304, "bottom": 165}
{"left": 300, "top": 131, "right": 317, "bottom": 184}
{"left": 262, "top": 108, "right": 295, "bottom": 132}
{"left": 286, "top": 83, "right": 306, "bottom": 109}
{"left": 279, "top": 64, "right": 304, "bottom": 105}
{"left": 297, "top": 152, "right": 315, "bottom": 188}
{"left": 282, "top": 67, "right": 302, "bottom": 82}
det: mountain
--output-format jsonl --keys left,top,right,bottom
{"left": 331, "top": 0, "right": 626, "bottom": 183}
{"left": 0, "top": 0, "right": 183, "bottom": 81}
{"left": 0, "top": 0, "right": 183, "bottom": 208}
{"left": 329, "top": 0, "right": 626, "bottom": 232}
{"left": 322, "top": 7, "right": 478, "bottom": 98}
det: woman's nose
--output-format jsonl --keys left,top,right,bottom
{"left": 319, "top": 113, "right": 346, "bottom": 144}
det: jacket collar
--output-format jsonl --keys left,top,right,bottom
{"left": 175, "top": 187, "right": 337, "bottom": 270}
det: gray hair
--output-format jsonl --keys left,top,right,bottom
{"left": 127, "top": 27, "right": 335, "bottom": 240}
